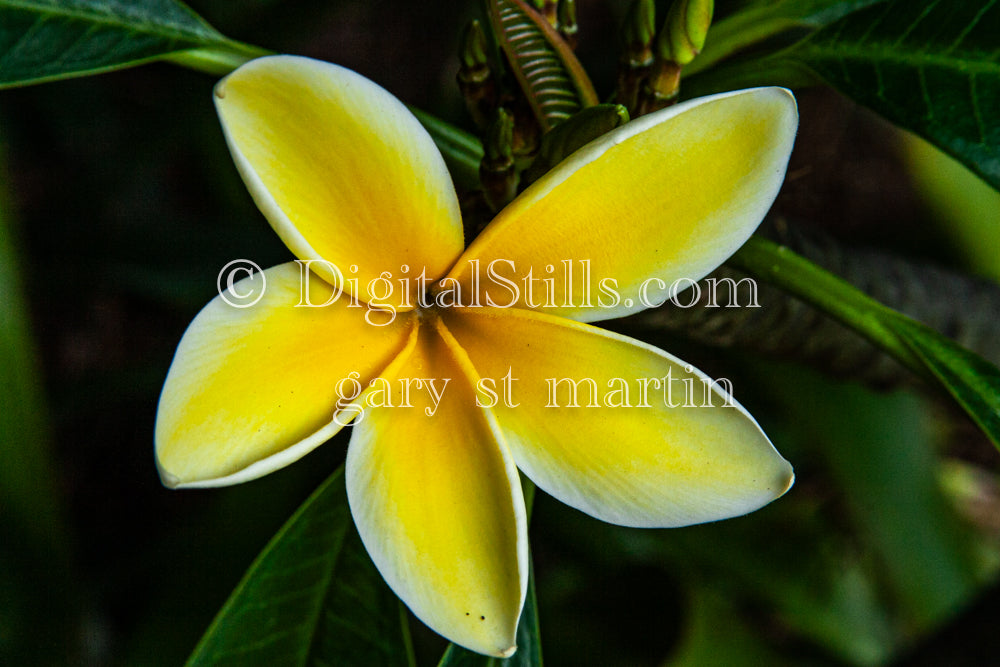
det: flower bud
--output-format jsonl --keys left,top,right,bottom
{"left": 481, "top": 109, "right": 519, "bottom": 211}
{"left": 459, "top": 19, "right": 489, "bottom": 73}
{"left": 621, "top": 0, "right": 656, "bottom": 68}
{"left": 557, "top": 0, "right": 578, "bottom": 48}
{"left": 458, "top": 20, "right": 498, "bottom": 130}
{"left": 657, "top": 0, "right": 713, "bottom": 66}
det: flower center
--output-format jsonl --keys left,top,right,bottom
{"left": 416, "top": 278, "right": 464, "bottom": 313}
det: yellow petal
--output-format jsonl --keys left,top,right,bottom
{"left": 446, "top": 88, "right": 797, "bottom": 322}
{"left": 346, "top": 317, "right": 527, "bottom": 657}
{"left": 444, "top": 307, "right": 793, "bottom": 527}
{"left": 156, "top": 262, "right": 414, "bottom": 487}
{"left": 215, "top": 56, "right": 464, "bottom": 307}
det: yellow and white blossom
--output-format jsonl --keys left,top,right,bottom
{"left": 156, "top": 55, "right": 797, "bottom": 657}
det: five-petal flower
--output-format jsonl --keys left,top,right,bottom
{"left": 155, "top": 55, "right": 798, "bottom": 657}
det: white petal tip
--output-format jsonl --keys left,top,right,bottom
{"left": 156, "top": 461, "right": 180, "bottom": 489}
{"left": 494, "top": 645, "right": 517, "bottom": 659}
{"left": 780, "top": 468, "right": 796, "bottom": 497}
{"left": 775, "top": 85, "right": 796, "bottom": 100}
{"left": 776, "top": 86, "right": 799, "bottom": 118}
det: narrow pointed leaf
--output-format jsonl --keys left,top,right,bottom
{"left": 893, "top": 320, "right": 1000, "bottom": 445}
{"left": 186, "top": 468, "right": 414, "bottom": 667}
{"left": 487, "top": 0, "right": 597, "bottom": 131}
{"left": 0, "top": 0, "right": 262, "bottom": 88}
{"left": 731, "top": 235, "right": 1000, "bottom": 451}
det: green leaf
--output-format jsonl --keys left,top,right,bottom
{"left": 666, "top": 589, "right": 796, "bottom": 667}
{"left": 0, "top": 122, "right": 77, "bottom": 666}
{"left": 0, "top": 0, "right": 265, "bottom": 88}
{"left": 730, "top": 235, "right": 1000, "bottom": 452}
{"left": 187, "top": 468, "right": 414, "bottom": 667}
{"left": 674, "top": 513, "right": 896, "bottom": 664}
{"left": 486, "top": 0, "right": 597, "bottom": 131}
{"left": 805, "top": 382, "right": 980, "bottom": 629}
{"left": 437, "top": 559, "right": 542, "bottom": 667}
{"left": 775, "top": 0, "right": 1000, "bottom": 190}
{"left": 687, "top": 0, "right": 886, "bottom": 75}
{"left": 731, "top": 0, "right": 886, "bottom": 27}
{"left": 902, "top": 133, "right": 1000, "bottom": 281}
{"left": 0, "top": 132, "right": 64, "bottom": 561}
{"left": 893, "top": 320, "right": 1000, "bottom": 445}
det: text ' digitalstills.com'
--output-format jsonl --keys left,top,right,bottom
{"left": 217, "top": 257, "right": 763, "bottom": 322}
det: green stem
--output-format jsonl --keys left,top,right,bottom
{"left": 163, "top": 40, "right": 272, "bottom": 77}
{"left": 730, "top": 235, "right": 926, "bottom": 375}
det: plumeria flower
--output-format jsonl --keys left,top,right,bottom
{"left": 156, "top": 55, "right": 797, "bottom": 656}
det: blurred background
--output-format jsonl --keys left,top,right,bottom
{"left": 2, "top": 1, "right": 1000, "bottom": 665}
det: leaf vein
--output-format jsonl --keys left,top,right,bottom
{"left": 943, "top": 0, "right": 998, "bottom": 56}
{"left": 889, "top": 0, "right": 943, "bottom": 49}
